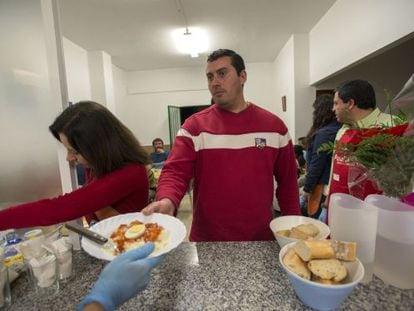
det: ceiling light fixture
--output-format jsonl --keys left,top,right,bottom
{"left": 172, "top": 0, "right": 208, "bottom": 58}
{"left": 172, "top": 27, "right": 208, "bottom": 58}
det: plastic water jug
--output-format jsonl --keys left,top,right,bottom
{"left": 329, "top": 193, "right": 378, "bottom": 283}
{"left": 365, "top": 195, "right": 414, "bottom": 289}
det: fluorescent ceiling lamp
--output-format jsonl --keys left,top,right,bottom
{"left": 172, "top": 27, "right": 208, "bottom": 58}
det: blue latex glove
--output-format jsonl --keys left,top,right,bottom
{"left": 77, "top": 243, "right": 164, "bottom": 311}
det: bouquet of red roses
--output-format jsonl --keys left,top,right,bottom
{"left": 338, "top": 123, "right": 413, "bottom": 199}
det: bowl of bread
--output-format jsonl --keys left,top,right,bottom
{"left": 269, "top": 215, "right": 330, "bottom": 248}
{"left": 279, "top": 240, "right": 364, "bottom": 311}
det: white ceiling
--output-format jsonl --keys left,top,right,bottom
{"left": 59, "top": 0, "right": 336, "bottom": 72}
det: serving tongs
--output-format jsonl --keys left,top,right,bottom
{"left": 65, "top": 222, "right": 119, "bottom": 253}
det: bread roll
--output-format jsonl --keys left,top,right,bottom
{"left": 307, "top": 259, "right": 347, "bottom": 282}
{"left": 275, "top": 229, "right": 290, "bottom": 237}
{"left": 312, "top": 276, "right": 341, "bottom": 285}
{"left": 283, "top": 248, "right": 311, "bottom": 280}
{"left": 289, "top": 227, "right": 310, "bottom": 240}
{"left": 331, "top": 240, "right": 357, "bottom": 261}
{"left": 294, "top": 240, "right": 335, "bottom": 261}
{"left": 294, "top": 223, "right": 320, "bottom": 237}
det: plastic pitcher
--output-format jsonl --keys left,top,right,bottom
{"left": 365, "top": 194, "right": 414, "bottom": 289}
{"left": 329, "top": 193, "right": 378, "bottom": 283}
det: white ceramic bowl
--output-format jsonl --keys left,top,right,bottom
{"left": 269, "top": 215, "right": 330, "bottom": 248}
{"left": 279, "top": 243, "right": 365, "bottom": 311}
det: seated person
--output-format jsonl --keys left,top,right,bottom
{"left": 294, "top": 144, "right": 306, "bottom": 179}
{"left": 297, "top": 136, "right": 307, "bottom": 159}
{"left": 150, "top": 138, "right": 170, "bottom": 169}
{"left": 146, "top": 164, "right": 157, "bottom": 203}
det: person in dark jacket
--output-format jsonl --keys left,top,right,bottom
{"left": 301, "top": 94, "right": 341, "bottom": 219}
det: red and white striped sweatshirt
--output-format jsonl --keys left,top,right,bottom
{"left": 157, "top": 103, "right": 300, "bottom": 242}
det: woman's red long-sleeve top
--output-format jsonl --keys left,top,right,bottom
{"left": 0, "top": 164, "right": 149, "bottom": 230}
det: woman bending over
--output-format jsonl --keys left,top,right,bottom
{"left": 0, "top": 101, "right": 150, "bottom": 230}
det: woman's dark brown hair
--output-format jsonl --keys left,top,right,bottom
{"left": 49, "top": 101, "right": 149, "bottom": 177}
{"left": 305, "top": 94, "right": 337, "bottom": 144}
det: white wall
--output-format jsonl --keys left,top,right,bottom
{"left": 121, "top": 66, "right": 209, "bottom": 145}
{"left": 88, "top": 51, "right": 115, "bottom": 112}
{"left": 309, "top": 0, "right": 414, "bottom": 84}
{"left": 293, "top": 34, "right": 314, "bottom": 140}
{"left": 272, "top": 35, "right": 314, "bottom": 142}
{"left": 63, "top": 37, "right": 91, "bottom": 103}
{"left": 127, "top": 67, "right": 206, "bottom": 95}
{"left": 315, "top": 37, "right": 414, "bottom": 111}
{"left": 112, "top": 64, "right": 127, "bottom": 112}
{"left": 244, "top": 63, "right": 275, "bottom": 114}
{"left": 273, "top": 36, "right": 295, "bottom": 140}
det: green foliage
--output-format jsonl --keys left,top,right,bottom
{"left": 340, "top": 134, "right": 401, "bottom": 170}
{"left": 319, "top": 133, "right": 414, "bottom": 198}
{"left": 370, "top": 137, "right": 414, "bottom": 198}
{"left": 317, "top": 141, "right": 336, "bottom": 155}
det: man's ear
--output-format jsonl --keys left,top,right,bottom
{"left": 239, "top": 70, "right": 247, "bottom": 85}
{"left": 347, "top": 99, "right": 356, "bottom": 110}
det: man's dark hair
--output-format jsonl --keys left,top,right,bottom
{"left": 49, "top": 101, "right": 149, "bottom": 177}
{"left": 335, "top": 79, "right": 376, "bottom": 110}
{"left": 152, "top": 138, "right": 163, "bottom": 147}
{"left": 207, "top": 49, "right": 245, "bottom": 75}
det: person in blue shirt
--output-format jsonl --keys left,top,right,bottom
{"left": 150, "top": 138, "right": 170, "bottom": 169}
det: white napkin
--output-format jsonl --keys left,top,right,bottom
{"left": 29, "top": 254, "right": 57, "bottom": 288}
{"left": 20, "top": 236, "right": 46, "bottom": 261}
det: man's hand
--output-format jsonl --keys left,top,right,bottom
{"left": 142, "top": 198, "right": 175, "bottom": 216}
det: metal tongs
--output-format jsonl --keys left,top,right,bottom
{"left": 65, "top": 222, "right": 119, "bottom": 253}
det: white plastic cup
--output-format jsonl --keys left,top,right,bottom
{"left": 55, "top": 244, "right": 73, "bottom": 281}
{"left": 28, "top": 254, "right": 59, "bottom": 296}
{"left": 329, "top": 193, "right": 378, "bottom": 283}
{"left": 365, "top": 194, "right": 414, "bottom": 289}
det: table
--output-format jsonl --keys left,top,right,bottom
{"left": 9, "top": 241, "right": 414, "bottom": 310}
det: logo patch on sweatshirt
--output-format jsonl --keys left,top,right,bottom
{"left": 255, "top": 138, "right": 266, "bottom": 149}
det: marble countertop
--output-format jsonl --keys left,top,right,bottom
{"left": 9, "top": 241, "right": 414, "bottom": 310}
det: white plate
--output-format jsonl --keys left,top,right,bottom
{"left": 81, "top": 212, "right": 187, "bottom": 261}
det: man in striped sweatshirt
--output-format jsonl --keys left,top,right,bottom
{"left": 143, "top": 49, "right": 300, "bottom": 241}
